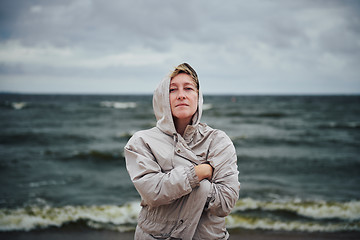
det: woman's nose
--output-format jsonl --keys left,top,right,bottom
{"left": 177, "top": 90, "right": 186, "bottom": 99}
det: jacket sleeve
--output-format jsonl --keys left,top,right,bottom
{"left": 124, "top": 133, "right": 200, "bottom": 208}
{"left": 206, "top": 130, "right": 240, "bottom": 217}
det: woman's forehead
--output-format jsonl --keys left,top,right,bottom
{"left": 170, "top": 74, "right": 195, "bottom": 86}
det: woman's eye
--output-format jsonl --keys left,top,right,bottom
{"left": 169, "top": 89, "right": 176, "bottom": 92}
{"left": 185, "top": 87, "right": 194, "bottom": 91}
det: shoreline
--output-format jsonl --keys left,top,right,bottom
{"left": 1, "top": 227, "right": 360, "bottom": 240}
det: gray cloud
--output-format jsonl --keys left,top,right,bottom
{"left": 0, "top": 0, "right": 359, "bottom": 94}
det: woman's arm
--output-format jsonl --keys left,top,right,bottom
{"left": 124, "top": 133, "right": 200, "bottom": 208}
{"left": 206, "top": 130, "right": 240, "bottom": 217}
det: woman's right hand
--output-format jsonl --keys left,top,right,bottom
{"left": 194, "top": 164, "right": 213, "bottom": 181}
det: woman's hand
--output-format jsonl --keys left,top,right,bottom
{"left": 194, "top": 164, "right": 213, "bottom": 181}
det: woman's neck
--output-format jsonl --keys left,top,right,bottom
{"left": 174, "top": 117, "right": 191, "bottom": 136}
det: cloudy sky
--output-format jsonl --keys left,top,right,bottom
{"left": 0, "top": 0, "right": 359, "bottom": 94}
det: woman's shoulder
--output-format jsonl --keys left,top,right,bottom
{"left": 127, "top": 127, "right": 159, "bottom": 142}
{"left": 126, "top": 127, "right": 171, "bottom": 147}
{"left": 199, "top": 123, "right": 232, "bottom": 141}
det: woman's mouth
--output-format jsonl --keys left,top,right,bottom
{"left": 176, "top": 103, "right": 189, "bottom": 107}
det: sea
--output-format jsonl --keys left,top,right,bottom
{"left": 0, "top": 93, "right": 359, "bottom": 233}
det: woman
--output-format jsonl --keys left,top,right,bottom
{"left": 125, "top": 63, "right": 240, "bottom": 239}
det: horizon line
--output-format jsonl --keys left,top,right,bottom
{"left": 1, "top": 91, "right": 359, "bottom": 96}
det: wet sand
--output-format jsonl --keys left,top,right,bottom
{"left": 1, "top": 227, "right": 360, "bottom": 240}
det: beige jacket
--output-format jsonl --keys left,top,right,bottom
{"left": 124, "top": 77, "right": 240, "bottom": 239}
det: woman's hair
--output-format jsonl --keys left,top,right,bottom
{"left": 169, "top": 63, "right": 199, "bottom": 91}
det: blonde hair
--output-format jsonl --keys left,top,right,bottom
{"left": 169, "top": 63, "right": 199, "bottom": 91}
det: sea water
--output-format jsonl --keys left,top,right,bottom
{"left": 0, "top": 94, "right": 359, "bottom": 232}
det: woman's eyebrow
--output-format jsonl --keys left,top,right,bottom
{"left": 184, "top": 82, "right": 195, "bottom": 87}
{"left": 170, "top": 81, "right": 195, "bottom": 87}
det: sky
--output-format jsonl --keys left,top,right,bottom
{"left": 0, "top": 0, "right": 359, "bottom": 94}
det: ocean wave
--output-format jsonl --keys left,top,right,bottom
{"left": 11, "top": 102, "right": 27, "bottom": 110}
{"left": 256, "top": 112, "right": 287, "bottom": 118}
{"left": 208, "top": 111, "right": 288, "bottom": 118}
{"left": 1, "top": 198, "right": 359, "bottom": 233}
{"left": 231, "top": 134, "right": 359, "bottom": 148}
{"left": 18, "top": 180, "right": 68, "bottom": 188}
{"left": 0, "top": 101, "right": 28, "bottom": 110}
{"left": 226, "top": 215, "right": 360, "bottom": 232}
{"left": 229, "top": 198, "right": 360, "bottom": 232}
{"left": 231, "top": 135, "right": 316, "bottom": 147}
{"left": 0, "top": 202, "right": 140, "bottom": 232}
{"left": 0, "top": 132, "right": 93, "bottom": 145}
{"left": 100, "top": 101, "right": 137, "bottom": 109}
{"left": 65, "top": 150, "right": 125, "bottom": 162}
{"left": 318, "top": 121, "right": 360, "bottom": 129}
{"left": 234, "top": 198, "right": 360, "bottom": 221}
{"left": 1, "top": 100, "right": 66, "bottom": 111}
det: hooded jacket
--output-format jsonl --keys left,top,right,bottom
{"left": 124, "top": 76, "right": 240, "bottom": 239}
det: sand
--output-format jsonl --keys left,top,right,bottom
{"left": 2, "top": 227, "right": 360, "bottom": 240}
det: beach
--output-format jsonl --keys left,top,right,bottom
{"left": 2, "top": 228, "right": 360, "bottom": 240}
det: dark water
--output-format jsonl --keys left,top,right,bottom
{"left": 0, "top": 94, "right": 359, "bottom": 232}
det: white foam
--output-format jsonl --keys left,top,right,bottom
{"left": 0, "top": 202, "right": 141, "bottom": 232}
{"left": 19, "top": 180, "right": 67, "bottom": 188}
{"left": 226, "top": 215, "right": 360, "bottom": 232}
{"left": 202, "top": 104, "right": 213, "bottom": 111}
{"left": 325, "top": 121, "right": 360, "bottom": 128}
{"left": 11, "top": 102, "right": 27, "bottom": 110}
{"left": 348, "top": 122, "right": 360, "bottom": 128}
{"left": 234, "top": 198, "right": 360, "bottom": 220}
{"left": 1, "top": 199, "right": 359, "bottom": 232}
{"left": 100, "top": 101, "right": 137, "bottom": 109}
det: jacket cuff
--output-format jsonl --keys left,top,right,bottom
{"left": 187, "top": 165, "right": 200, "bottom": 189}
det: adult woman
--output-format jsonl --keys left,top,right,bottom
{"left": 125, "top": 63, "right": 240, "bottom": 239}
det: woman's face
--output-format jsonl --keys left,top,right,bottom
{"left": 169, "top": 73, "right": 198, "bottom": 124}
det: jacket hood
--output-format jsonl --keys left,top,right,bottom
{"left": 153, "top": 76, "right": 203, "bottom": 137}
